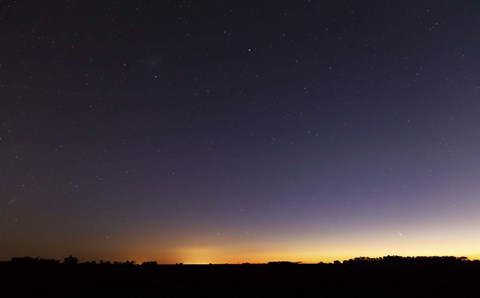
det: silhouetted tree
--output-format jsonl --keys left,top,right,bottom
{"left": 141, "top": 261, "right": 158, "bottom": 267}
{"left": 63, "top": 255, "right": 78, "bottom": 265}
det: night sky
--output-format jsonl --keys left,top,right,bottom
{"left": 2, "top": 0, "right": 480, "bottom": 264}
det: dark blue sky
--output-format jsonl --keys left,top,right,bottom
{"left": 1, "top": 0, "right": 480, "bottom": 263}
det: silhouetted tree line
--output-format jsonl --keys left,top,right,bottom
{"left": 267, "top": 261, "right": 300, "bottom": 265}
{"left": 9, "top": 256, "right": 60, "bottom": 265}
{"left": 341, "top": 255, "right": 471, "bottom": 265}
{"left": 4, "top": 256, "right": 142, "bottom": 266}
{"left": 2, "top": 255, "right": 477, "bottom": 267}
{"left": 2, "top": 255, "right": 480, "bottom": 297}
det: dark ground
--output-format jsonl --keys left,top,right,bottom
{"left": 1, "top": 258, "right": 479, "bottom": 297}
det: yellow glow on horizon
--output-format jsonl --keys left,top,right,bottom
{"left": 147, "top": 228, "right": 480, "bottom": 264}
{"left": 48, "top": 213, "right": 480, "bottom": 264}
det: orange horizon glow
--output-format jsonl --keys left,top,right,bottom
{"left": 3, "top": 245, "right": 478, "bottom": 264}
{"left": 61, "top": 251, "right": 480, "bottom": 265}
{"left": 3, "top": 214, "right": 479, "bottom": 264}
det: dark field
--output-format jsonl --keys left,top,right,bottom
{"left": 1, "top": 257, "right": 479, "bottom": 297}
